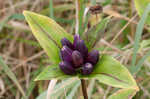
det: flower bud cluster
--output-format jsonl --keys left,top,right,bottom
{"left": 59, "top": 34, "right": 99, "bottom": 75}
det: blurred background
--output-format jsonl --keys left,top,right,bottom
{"left": 0, "top": 0, "right": 150, "bottom": 99}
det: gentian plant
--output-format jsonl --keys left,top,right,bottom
{"left": 23, "top": 11, "right": 139, "bottom": 99}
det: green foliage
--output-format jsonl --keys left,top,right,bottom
{"left": 24, "top": 11, "right": 138, "bottom": 99}
{"left": 83, "top": 17, "right": 110, "bottom": 50}
{"left": 80, "top": 55, "right": 138, "bottom": 89}
{"left": 35, "top": 65, "right": 72, "bottom": 81}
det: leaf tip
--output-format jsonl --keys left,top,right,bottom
{"left": 23, "top": 10, "right": 28, "bottom": 16}
{"left": 34, "top": 78, "right": 39, "bottom": 81}
{"left": 23, "top": 10, "right": 32, "bottom": 18}
{"left": 135, "top": 86, "right": 140, "bottom": 91}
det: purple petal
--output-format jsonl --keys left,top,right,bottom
{"left": 60, "top": 46, "right": 73, "bottom": 62}
{"left": 82, "top": 63, "right": 93, "bottom": 75}
{"left": 72, "top": 50, "right": 84, "bottom": 68}
{"left": 86, "top": 50, "right": 99, "bottom": 65}
{"left": 59, "top": 61, "right": 76, "bottom": 75}
{"left": 61, "top": 38, "right": 74, "bottom": 49}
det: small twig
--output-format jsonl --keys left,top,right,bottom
{"left": 103, "top": 7, "right": 150, "bottom": 30}
{"left": 81, "top": 79, "right": 88, "bottom": 99}
{"left": 128, "top": 0, "right": 134, "bottom": 38}
{"left": 75, "top": 0, "right": 79, "bottom": 34}
{"left": 111, "top": 14, "right": 137, "bottom": 44}
{"left": 100, "top": 39, "right": 123, "bottom": 54}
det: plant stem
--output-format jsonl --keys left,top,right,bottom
{"left": 81, "top": 79, "right": 88, "bottom": 99}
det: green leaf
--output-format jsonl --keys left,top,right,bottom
{"left": 83, "top": 17, "right": 110, "bottom": 50}
{"left": 108, "top": 88, "right": 136, "bottom": 99}
{"left": 35, "top": 55, "right": 138, "bottom": 98}
{"left": 80, "top": 55, "right": 138, "bottom": 89}
{"left": 35, "top": 65, "right": 74, "bottom": 81}
{"left": 134, "top": 0, "right": 150, "bottom": 25}
{"left": 80, "top": 55, "right": 139, "bottom": 98}
{"left": 23, "top": 11, "right": 73, "bottom": 64}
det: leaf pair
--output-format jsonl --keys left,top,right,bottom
{"left": 23, "top": 11, "right": 139, "bottom": 99}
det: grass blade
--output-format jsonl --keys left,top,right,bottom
{"left": 50, "top": 78, "right": 80, "bottom": 98}
{"left": 49, "top": 0, "right": 54, "bottom": 19}
{"left": 132, "top": 50, "right": 150, "bottom": 74}
{"left": 0, "top": 56, "right": 26, "bottom": 98}
{"left": 66, "top": 81, "right": 81, "bottom": 99}
{"left": 0, "top": 14, "right": 24, "bottom": 31}
{"left": 76, "top": 0, "right": 86, "bottom": 35}
{"left": 87, "top": 80, "right": 95, "bottom": 99}
{"left": 24, "top": 66, "right": 43, "bottom": 99}
{"left": 83, "top": 17, "right": 110, "bottom": 50}
{"left": 131, "top": 3, "right": 150, "bottom": 73}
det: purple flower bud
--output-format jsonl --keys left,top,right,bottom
{"left": 72, "top": 50, "right": 84, "bottom": 68}
{"left": 73, "top": 34, "right": 80, "bottom": 46}
{"left": 74, "top": 40, "right": 88, "bottom": 57}
{"left": 61, "top": 38, "right": 74, "bottom": 49}
{"left": 60, "top": 46, "right": 73, "bottom": 62}
{"left": 86, "top": 50, "right": 99, "bottom": 65}
{"left": 82, "top": 63, "right": 93, "bottom": 75}
{"left": 59, "top": 61, "right": 76, "bottom": 75}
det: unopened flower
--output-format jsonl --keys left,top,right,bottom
{"left": 59, "top": 61, "right": 76, "bottom": 75}
{"left": 72, "top": 50, "right": 84, "bottom": 68}
{"left": 61, "top": 38, "right": 74, "bottom": 49}
{"left": 86, "top": 50, "right": 99, "bottom": 65}
{"left": 59, "top": 34, "right": 100, "bottom": 75}
{"left": 74, "top": 39, "right": 88, "bottom": 57}
{"left": 82, "top": 63, "right": 93, "bottom": 75}
{"left": 60, "top": 46, "right": 73, "bottom": 62}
